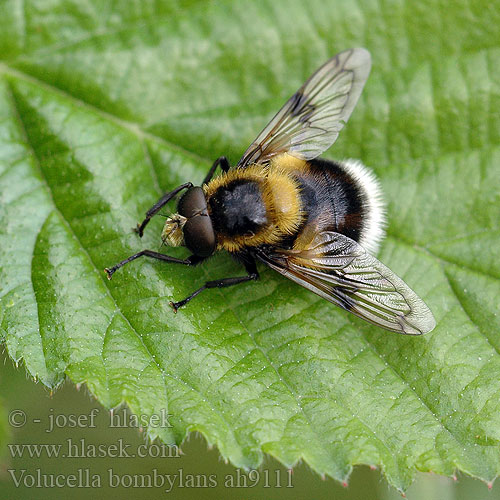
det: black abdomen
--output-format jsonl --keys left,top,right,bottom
{"left": 294, "top": 158, "right": 365, "bottom": 242}
{"left": 209, "top": 179, "right": 268, "bottom": 236}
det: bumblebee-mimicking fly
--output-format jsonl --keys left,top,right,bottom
{"left": 105, "top": 48, "right": 436, "bottom": 335}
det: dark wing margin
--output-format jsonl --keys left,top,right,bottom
{"left": 237, "top": 48, "right": 371, "bottom": 167}
{"left": 255, "top": 232, "right": 436, "bottom": 335}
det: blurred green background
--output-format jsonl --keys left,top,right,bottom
{"left": 0, "top": 350, "right": 496, "bottom": 499}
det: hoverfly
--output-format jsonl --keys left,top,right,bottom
{"left": 105, "top": 48, "right": 436, "bottom": 335}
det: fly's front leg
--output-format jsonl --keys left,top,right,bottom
{"left": 135, "top": 158, "right": 229, "bottom": 237}
{"left": 170, "top": 254, "right": 259, "bottom": 312}
{"left": 135, "top": 182, "right": 193, "bottom": 237}
{"left": 105, "top": 251, "right": 205, "bottom": 279}
{"left": 203, "top": 156, "right": 230, "bottom": 185}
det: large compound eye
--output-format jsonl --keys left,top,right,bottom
{"left": 183, "top": 215, "right": 216, "bottom": 257}
{"left": 178, "top": 187, "right": 208, "bottom": 217}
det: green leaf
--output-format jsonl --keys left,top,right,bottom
{"left": 0, "top": 0, "right": 499, "bottom": 492}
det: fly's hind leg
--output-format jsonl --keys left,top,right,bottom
{"left": 170, "top": 253, "right": 258, "bottom": 312}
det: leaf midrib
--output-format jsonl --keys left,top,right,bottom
{"left": 1, "top": 60, "right": 498, "bottom": 170}
{"left": 0, "top": 62, "right": 209, "bottom": 166}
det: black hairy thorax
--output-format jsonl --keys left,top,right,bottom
{"left": 208, "top": 180, "right": 268, "bottom": 236}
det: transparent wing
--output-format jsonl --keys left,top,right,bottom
{"left": 237, "top": 48, "right": 371, "bottom": 167}
{"left": 256, "top": 232, "right": 436, "bottom": 335}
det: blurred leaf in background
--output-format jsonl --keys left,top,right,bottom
{"left": 1, "top": 0, "right": 500, "bottom": 495}
{"left": 0, "top": 400, "right": 8, "bottom": 464}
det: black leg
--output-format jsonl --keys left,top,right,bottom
{"left": 170, "top": 254, "right": 258, "bottom": 312}
{"left": 105, "top": 251, "right": 204, "bottom": 279}
{"left": 203, "top": 156, "right": 230, "bottom": 185}
{"left": 135, "top": 182, "right": 193, "bottom": 237}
